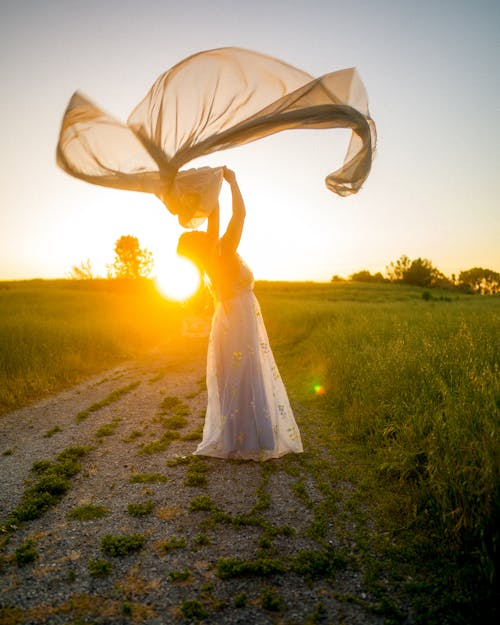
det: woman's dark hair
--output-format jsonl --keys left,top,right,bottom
{"left": 177, "top": 231, "right": 212, "bottom": 268}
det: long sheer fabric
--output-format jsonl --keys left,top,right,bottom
{"left": 56, "top": 47, "right": 376, "bottom": 226}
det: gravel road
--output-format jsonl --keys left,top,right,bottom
{"left": 0, "top": 337, "right": 386, "bottom": 625}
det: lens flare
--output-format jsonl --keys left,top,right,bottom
{"left": 314, "top": 384, "right": 325, "bottom": 396}
{"left": 155, "top": 255, "right": 200, "bottom": 301}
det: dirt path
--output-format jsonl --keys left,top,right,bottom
{"left": 0, "top": 336, "right": 386, "bottom": 625}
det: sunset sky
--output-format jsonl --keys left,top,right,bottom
{"left": 0, "top": 0, "right": 498, "bottom": 282}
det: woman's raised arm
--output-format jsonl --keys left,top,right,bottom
{"left": 220, "top": 167, "right": 246, "bottom": 254}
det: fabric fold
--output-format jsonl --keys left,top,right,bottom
{"left": 56, "top": 47, "right": 376, "bottom": 225}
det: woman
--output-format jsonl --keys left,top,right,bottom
{"left": 177, "top": 167, "right": 303, "bottom": 461}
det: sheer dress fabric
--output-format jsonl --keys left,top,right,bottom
{"left": 56, "top": 47, "right": 376, "bottom": 227}
{"left": 198, "top": 251, "right": 303, "bottom": 460}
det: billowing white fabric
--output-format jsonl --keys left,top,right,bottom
{"left": 56, "top": 47, "right": 376, "bottom": 227}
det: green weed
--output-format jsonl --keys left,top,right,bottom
{"left": 166, "top": 455, "right": 191, "bottom": 467}
{"left": 42, "top": 425, "right": 62, "bottom": 438}
{"left": 77, "top": 382, "right": 140, "bottom": 422}
{"left": 162, "top": 415, "right": 188, "bottom": 430}
{"left": 188, "top": 495, "right": 215, "bottom": 512}
{"left": 216, "top": 557, "right": 286, "bottom": 579}
{"left": 168, "top": 569, "right": 191, "bottom": 582}
{"left": 260, "top": 586, "right": 284, "bottom": 612}
{"left": 14, "top": 540, "right": 37, "bottom": 566}
{"left": 138, "top": 431, "right": 180, "bottom": 454}
{"left": 100, "top": 533, "right": 145, "bottom": 556}
{"left": 10, "top": 446, "right": 88, "bottom": 522}
{"left": 161, "top": 536, "right": 187, "bottom": 552}
{"left": 233, "top": 592, "right": 247, "bottom": 608}
{"left": 88, "top": 557, "right": 112, "bottom": 576}
{"left": 68, "top": 504, "right": 108, "bottom": 521}
{"left": 129, "top": 473, "right": 167, "bottom": 483}
{"left": 127, "top": 500, "right": 154, "bottom": 517}
{"left": 95, "top": 418, "right": 121, "bottom": 438}
{"left": 122, "top": 429, "right": 143, "bottom": 442}
{"left": 180, "top": 599, "right": 207, "bottom": 619}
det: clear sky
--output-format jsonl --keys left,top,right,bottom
{"left": 0, "top": 0, "right": 498, "bottom": 282}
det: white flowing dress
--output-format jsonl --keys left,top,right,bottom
{"left": 195, "top": 252, "right": 303, "bottom": 461}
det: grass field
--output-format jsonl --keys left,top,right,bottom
{"left": 0, "top": 279, "right": 184, "bottom": 414}
{"left": 1, "top": 278, "right": 498, "bottom": 621}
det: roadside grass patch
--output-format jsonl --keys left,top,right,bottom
{"left": 193, "top": 534, "right": 211, "bottom": 547}
{"left": 88, "top": 557, "right": 112, "bottom": 577}
{"left": 76, "top": 381, "right": 140, "bottom": 422}
{"left": 122, "top": 429, "right": 143, "bottom": 442}
{"left": 180, "top": 599, "right": 207, "bottom": 620}
{"left": 68, "top": 504, "right": 108, "bottom": 521}
{"left": 127, "top": 500, "right": 154, "bottom": 517}
{"left": 130, "top": 473, "right": 167, "bottom": 483}
{"left": 182, "top": 428, "right": 203, "bottom": 441}
{"left": 158, "top": 395, "right": 182, "bottom": 412}
{"left": 261, "top": 586, "right": 284, "bottom": 612}
{"left": 290, "top": 547, "right": 348, "bottom": 580}
{"left": 160, "top": 536, "right": 187, "bottom": 552}
{"left": 100, "top": 533, "right": 145, "bottom": 556}
{"left": 166, "top": 455, "right": 191, "bottom": 467}
{"left": 9, "top": 446, "right": 89, "bottom": 523}
{"left": 138, "top": 431, "right": 180, "bottom": 454}
{"left": 42, "top": 425, "right": 62, "bottom": 438}
{"left": 95, "top": 417, "right": 121, "bottom": 439}
{"left": 158, "top": 395, "right": 190, "bottom": 418}
{"left": 233, "top": 592, "right": 247, "bottom": 608}
{"left": 14, "top": 540, "right": 37, "bottom": 566}
{"left": 188, "top": 495, "right": 215, "bottom": 512}
{"left": 185, "top": 457, "right": 209, "bottom": 487}
{"left": 216, "top": 557, "right": 286, "bottom": 580}
{"left": 162, "top": 415, "right": 188, "bottom": 430}
{"left": 168, "top": 569, "right": 191, "bottom": 582}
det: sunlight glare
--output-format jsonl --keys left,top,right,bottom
{"left": 155, "top": 255, "right": 200, "bottom": 301}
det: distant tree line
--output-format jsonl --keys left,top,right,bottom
{"left": 333, "top": 255, "right": 500, "bottom": 294}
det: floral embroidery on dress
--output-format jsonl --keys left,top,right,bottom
{"left": 232, "top": 351, "right": 243, "bottom": 366}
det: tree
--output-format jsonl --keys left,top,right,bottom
{"left": 349, "top": 270, "right": 386, "bottom": 283}
{"left": 386, "top": 255, "right": 446, "bottom": 288}
{"left": 68, "top": 258, "right": 95, "bottom": 280}
{"left": 386, "top": 255, "right": 411, "bottom": 282}
{"left": 459, "top": 267, "right": 500, "bottom": 294}
{"left": 402, "top": 257, "right": 436, "bottom": 287}
{"left": 109, "top": 235, "right": 153, "bottom": 279}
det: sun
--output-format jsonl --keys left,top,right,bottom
{"left": 154, "top": 254, "right": 201, "bottom": 301}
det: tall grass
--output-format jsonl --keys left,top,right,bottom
{"left": 258, "top": 283, "right": 499, "bottom": 596}
{"left": 0, "top": 279, "right": 182, "bottom": 413}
